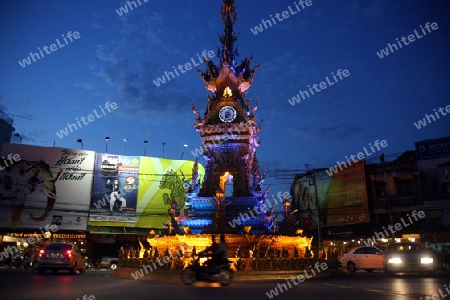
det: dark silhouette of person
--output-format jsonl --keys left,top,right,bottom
{"left": 217, "top": 234, "right": 229, "bottom": 266}
{"left": 199, "top": 235, "right": 220, "bottom": 273}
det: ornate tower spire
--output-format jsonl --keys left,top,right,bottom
{"left": 219, "top": 0, "right": 238, "bottom": 66}
{"left": 193, "top": 0, "right": 263, "bottom": 199}
{"left": 197, "top": 0, "right": 260, "bottom": 94}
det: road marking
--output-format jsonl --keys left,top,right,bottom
{"left": 322, "top": 283, "right": 354, "bottom": 289}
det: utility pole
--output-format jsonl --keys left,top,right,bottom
{"left": 306, "top": 164, "right": 321, "bottom": 253}
{"left": 312, "top": 170, "right": 322, "bottom": 252}
{"left": 381, "top": 154, "right": 394, "bottom": 240}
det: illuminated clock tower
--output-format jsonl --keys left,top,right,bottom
{"left": 192, "top": 0, "right": 263, "bottom": 199}
{"left": 183, "top": 0, "right": 270, "bottom": 234}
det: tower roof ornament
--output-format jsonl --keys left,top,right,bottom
{"left": 219, "top": 0, "right": 238, "bottom": 67}
{"left": 221, "top": 0, "right": 237, "bottom": 23}
{"left": 197, "top": 0, "right": 260, "bottom": 94}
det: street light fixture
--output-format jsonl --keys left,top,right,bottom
{"left": 181, "top": 143, "right": 188, "bottom": 159}
{"left": 13, "top": 133, "right": 22, "bottom": 144}
{"left": 123, "top": 138, "right": 128, "bottom": 155}
{"left": 162, "top": 142, "right": 166, "bottom": 158}
{"left": 105, "top": 137, "right": 110, "bottom": 153}
{"left": 144, "top": 141, "right": 148, "bottom": 156}
{"left": 77, "top": 138, "right": 83, "bottom": 149}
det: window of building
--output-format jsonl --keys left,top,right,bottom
{"left": 375, "top": 182, "right": 386, "bottom": 198}
{"left": 397, "top": 179, "right": 413, "bottom": 197}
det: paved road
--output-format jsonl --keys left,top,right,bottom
{"left": 0, "top": 268, "right": 449, "bottom": 300}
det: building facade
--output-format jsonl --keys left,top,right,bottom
{"left": 290, "top": 140, "right": 450, "bottom": 255}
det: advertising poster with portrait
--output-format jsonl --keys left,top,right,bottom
{"left": 325, "top": 160, "right": 370, "bottom": 227}
{"left": 293, "top": 170, "right": 331, "bottom": 231}
{"left": 293, "top": 159, "right": 370, "bottom": 229}
{"left": 88, "top": 156, "right": 204, "bottom": 228}
{"left": 0, "top": 144, "right": 95, "bottom": 230}
{"left": 89, "top": 153, "right": 139, "bottom": 223}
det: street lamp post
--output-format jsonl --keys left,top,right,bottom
{"left": 105, "top": 137, "right": 109, "bottom": 153}
{"left": 312, "top": 171, "right": 322, "bottom": 252}
{"left": 162, "top": 142, "right": 166, "bottom": 158}
{"left": 283, "top": 198, "right": 291, "bottom": 219}
{"left": 181, "top": 144, "right": 188, "bottom": 159}
{"left": 144, "top": 141, "right": 148, "bottom": 156}
{"left": 307, "top": 168, "right": 322, "bottom": 254}
{"left": 77, "top": 138, "right": 83, "bottom": 149}
{"left": 123, "top": 138, "right": 128, "bottom": 155}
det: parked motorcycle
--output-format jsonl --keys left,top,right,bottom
{"left": 5, "top": 257, "right": 13, "bottom": 269}
{"left": 22, "top": 255, "right": 31, "bottom": 269}
{"left": 84, "top": 256, "right": 94, "bottom": 270}
{"left": 13, "top": 255, "right": 25, "bottom": 269}
{"left": 181, "top": 254, "right": 233, "bottom": 286}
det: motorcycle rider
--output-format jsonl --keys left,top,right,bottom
{"left": 181, "top": 235, "right": 233, "bottom": 286}
{"left": 217, "top": 234, "right": 229, "bottom": 267}
{"left": 199, "top": 235, "right": 220, "bottom": 273}
{"left": 200, "top": 234, "right": 229, "bottom": 274}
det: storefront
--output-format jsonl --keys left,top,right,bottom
{"left": 0, "top": 230, "right": 88, "bottom": 261}
{"left": 51, "top": 231, "right": 89, "bottom": 255}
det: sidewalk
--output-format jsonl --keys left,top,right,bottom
{"left": 113, "top": 268, "right": 343, "bottom": 281}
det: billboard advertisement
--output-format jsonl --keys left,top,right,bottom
{"left": 326, "top": 160, "right": 370, "bottom": 227}
{"left": 89, "top": 156, "right": 204, "bottom": 228}
{"left": 0, "top": 144, "right": 95, "bottom": 230}
{"left": 415, "top": 136, "right": 450, "bottom": 201}
{"left": 415, "top": 136, "right": 450, "bottom": 163}
{"left": 89, "top": 153, "right": 140, "bottom": 223}
{"left": 293, "top": 160, "right": 370, "bottom": 228}
{"left": 292, "top": 170, "right": 330, "bottom": 231}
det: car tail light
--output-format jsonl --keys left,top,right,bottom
{"left": 66, "top": 250, "right": 72, "bottom": 258}
{"left": 39, "top": 250, "right": 44, "bottom": 258}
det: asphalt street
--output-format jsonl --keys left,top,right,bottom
{"left": 0, "top": 268, "right": 449, "bottom": 300}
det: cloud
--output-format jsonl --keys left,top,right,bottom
{"left": 364, "top": 0, "right": 386, "bottom": 19}
{"left": 85, "top": 6, "right": 213, "bottom": 126}
{"left": 18, "top": 128, "right": 47, "bottom": 144}
{"left": 96, "top": 45, "right": 117, "bottom": 63}
{"left": 0, "top": 95, "right": 7, "bottom": 112}
{"left": 93, "top": 24, "right": 106, "bottom": 29}
{"left": 182, "top": 10, "right": 193, "bottom": 20}
{"left": 120, "top": 83, "right": 141, "bottom": 99}
{"left": 98, "top": 66, "right": 118, "bottom": 85}
{"left": 287, "top": 124, "right": 367, "bottom": 142}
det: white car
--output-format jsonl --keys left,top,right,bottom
{"left": 341, "top": 246, "right": 385, "bottom": 273}
{"left": 98, "top": 257, "right": 119, "bottom": 270}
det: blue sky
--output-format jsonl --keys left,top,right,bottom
{"left": 1, "top": 0, "right": 449, "bottom": 195}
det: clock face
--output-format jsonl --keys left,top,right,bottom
{"left": 219, "top": 106, "right": 237, "bottom": 123}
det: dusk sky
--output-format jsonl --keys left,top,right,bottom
{"left": 1, "top": 0, "right": 449, "bottom": 196}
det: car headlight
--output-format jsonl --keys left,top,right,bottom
{"left": 420, "top": 257, "right": 433, "bottom": 264}
{"left": 388, "top": 257, "right": 402, "bottom": 264}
